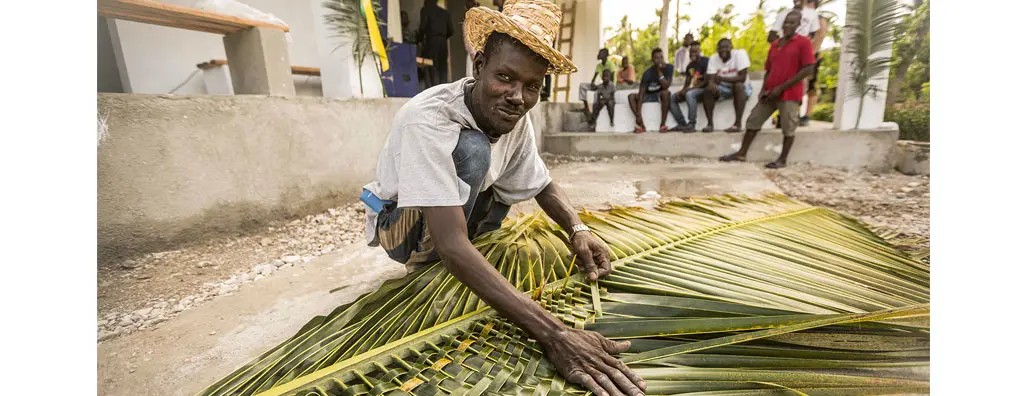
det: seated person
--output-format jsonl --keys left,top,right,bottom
{"left": 617, "top": 56, "right": 636, "bottom": 86}
{"left": 577, "top": 48, "right": 619, "bottom": 113}
{"left": 668, "top": 44, "right": 709, "bottom": 132}
{"left": 628, "top": 48, "right": 674, "bottom": 133}
{"left": 703, "top": 38, "right": 753, "bottom": 132}
{"left": 588, "top": 69, "right": 616, "bottom": 129}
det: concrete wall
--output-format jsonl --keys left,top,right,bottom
{"left": 98, "top": 94, "right": 408, "bottom": 259}
{"left": 98, "top": 17, "right": 125, "bottom": 93}
{"left": 112, "top": 0, "right": 320, "bottom": 95}
{"left": 543, "top": 126, "right": 900, "bottom": 171}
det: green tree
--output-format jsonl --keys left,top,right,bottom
{"left": 733, "top": 2, "right": 770, "bottom": 72}
{"left": 887, "top": 0, "right": 929, "bottom": 104}
{"left": 699, "top": 4, "right": 739, "bottom": 56}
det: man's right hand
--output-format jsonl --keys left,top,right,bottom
{"left": 540, "top": 328, "right": 646, "bottom": 396}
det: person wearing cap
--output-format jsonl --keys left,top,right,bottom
{"left": 359, "top": 2, "right": 647, "bottom": 396}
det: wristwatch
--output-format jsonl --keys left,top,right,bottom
{"left": 569, "top": 224, "right": 591, "bottom": 240}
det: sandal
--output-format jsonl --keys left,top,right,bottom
{"left": 702, "top": 125, "right": 715, "bottom": 133}
{"left": 633, "top": 125, "right": 646, "bottom": 134}
{"left": 765, "top": 160, "right": 787, "bottom": 169}
{"left": 724, "top": 125, "right": 742, "bottom": 133}
{"left": 659, "top": 125, "right": 669, "bottom": 133}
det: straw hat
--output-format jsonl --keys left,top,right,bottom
{"left": 464, "top": 0, "right": 578, "bottom": 74}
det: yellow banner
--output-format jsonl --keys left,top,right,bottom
{"left": 362, "top": 0, "right": 390, "bottom": 72}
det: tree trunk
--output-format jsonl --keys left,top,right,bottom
{"left": 886, "top": 1, "right": 929, "bottom": 105}
{"left": 658, "top": 0, "right": 671, "bottom": 52}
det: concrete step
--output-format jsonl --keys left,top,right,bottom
{"left": 543, "top": 126, "right": 900, "bottom": 172}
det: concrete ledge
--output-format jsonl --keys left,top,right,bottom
{"left": 894, "top": 140, "right": 930, "bottom": 175}
{"left": 543, "top": 126, "right": 899, "bottom": 171}
{"left": 98, "top": 94, "right": 409, "bottom": 260}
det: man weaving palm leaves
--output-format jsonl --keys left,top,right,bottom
{"left": 360, "top": 1, "right": 647, "bottom": 395}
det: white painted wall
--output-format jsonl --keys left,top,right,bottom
{"left": 564, "top": 0, "right": 601, "bottom": 103}
{"left": 112, "top": 0, "right": 321, "bottom": 95}
{"left": 833, "top": 27, "right": 891, "bottom": 130}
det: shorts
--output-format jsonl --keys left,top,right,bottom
{"left": 714, "top": 82, "right": 754, "bottom": 100}
{"left": 807, "top": 53, "right": 822, "bottom": 96}
{"left": 747, "top": 100, "right": 800, "bottom": 137}
{"left": 642, "top": 92, "right": 662, "bottom": 103}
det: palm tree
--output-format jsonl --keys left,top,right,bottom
{"left": 322, "top": 0, "right": 385, "bottom": 95}
{"left": 200, "top": 194, "right": 929, "bottom": 396}
{"left": 844, "top": 0, "right": 904, "bottom": 128}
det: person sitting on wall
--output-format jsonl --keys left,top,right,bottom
{"left": 576, "top": 48, "right": 619, "bottom": 113}
{"left": 588, "top": 69, "right": 616, "bottom": 129}
{"left": 668, "top": 44, "right": 710, "bottom": 132}
{"left": 617, "top": 55, "right": 636, "bottom": 86}
{"left": 628, "top": 47, "right": 674, "bottom": 133}
{"left": 702, "top": 38, "right": 753, "bottom": 132}
{"left": 720, "top": 10, "right": 816, "bottom": 169}
{"left": 359, "top": 2, "right": 647, "bottom": 396}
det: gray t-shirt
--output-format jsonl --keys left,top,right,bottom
{"left": 363, "top": 77, "right": 551, "bottom": 241}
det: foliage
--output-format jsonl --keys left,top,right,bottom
{"left": 888, "top": 0, "right": 929, "bottom": 103}
{"left": 322, "top": 0, "right": 384, "bottom": 94}
{"left": 698, "top": 4, "right": 739, "bottom": 58}
{"left": 603, "top": 9, "right": 687, "bottom": 74}
{"left": 733, "top": 6, "right": 770, "bottom": 72}
{"left": 810, "top": 102, "right": 834, "bottom": 122}
{"left": 886, "top": 100, "right": 930, "bottom": 141}
{"left": 200, "top": 195, "right": 930, "bottom": 396}
{"left": 844, "top": 0, "right": 904, "bottom": 128}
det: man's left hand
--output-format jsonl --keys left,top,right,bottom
{"left": 570, "top": 231, "right": 612, "bottom": 281}
{"left": 766, "top": 86, "right": 783, "bottom": 101}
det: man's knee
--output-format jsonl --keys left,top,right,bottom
{"left": 452, "top": 129, "right": 491, "bottom": 182}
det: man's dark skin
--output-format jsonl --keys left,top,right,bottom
{"left": 704, "top": 39, "right": 747, "bottom": 132}
{"left": 423, "top": 37, "right": 646, "bottom": 396}
{"left": 767, "top": 0, "right": 816, "bottom": 43}
{"left": 722, "top": 11, "right": 815, "bottom": 168}
{"left": 672, "top": 45, "right": 707, "bottom": 103}
{"left": 628, "top": 49, "right": 671, "bottom": 132}
{"left": 581, "top": 48, "right": 613, "bottom": 113}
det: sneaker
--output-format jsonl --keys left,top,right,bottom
{"left": 799, "top": 116, "right": 810, "bottom": 126}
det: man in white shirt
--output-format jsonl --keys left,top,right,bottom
{"left": 673, "top": 32, "right": 695, "bottom": 77}
{"left": 701, "top": 38, "right": 753, "bottom": 132}
{"left": 768, "top": 0, "right": 820, "bottom": 42}
{"left": 361, "top": 2, "right": 646, "bottom": 396}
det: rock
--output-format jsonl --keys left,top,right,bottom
{"left": 135, "top": 274, "right": 152, "bottom": 280}
{"left": 900, "top": 187, "right": 914, "bottom": 193}
{"left": 303, "top": 256, "right": 314, "bottom": 263}
{"left": 258, "top": 265, "right": 275, "bottom": 276}
{"left": 318, "top": 225, "right": 332, "bottom": 233}
{"left": 119, "top": 259, "right": 139, "bottom": 270}
{"left": 272, "top": 259, "right": 286, "bottom": 267}
{"left": 133, "top": 307, "right": 154, "bottom": 317}
{"left": 259, "top": 237, "right": 273, "bottom": 246}
{"left": 146, "top": 317, "right": 167, "bottom": 326}
{"left": 254, "top": 274, "right": 265, "bottom": 282}
{"left": 239, "top": 273, "right": 250, "bottom": 282}
{"left": 282, "top": 255, "right": 301, "bottom": 264}
{"left": 119, "top": 317, "right": 134, "bottom": 327}
{"left": 907, "top": 181, "right": 922, "bottom": 187}
{"left": 98, "top": 330, "right": 117, "bottom": 341}
{"left": 217, "top": 284, "right": 238, "bottom": 296}
{"left": 209, "top": 330, "right": 217, "bottom": 335}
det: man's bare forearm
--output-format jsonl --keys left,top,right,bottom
{"left": 424, "top": 206, "right": 564, "bottom": 342}
{"left": 534, "top": 182, "right": 582, "bottom": 234}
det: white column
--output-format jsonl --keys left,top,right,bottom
{"left": 310, "top": 0, "right": 384, "bottom": 99}
{"left": 658, "top": 0, "right": 671, "bottom": 53}
{"left": 832, "top": 27, "right": 891, "bottom": 130}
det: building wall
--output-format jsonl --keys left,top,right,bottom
{"left": 98, "top": 94, "right": 409, "bottom": 259}
{"left": 112, "top": 0, "right": 321, "bottom": 95}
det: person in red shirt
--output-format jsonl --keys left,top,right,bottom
{"left": 719, "top": 10, "right": 816, "bottom": 168}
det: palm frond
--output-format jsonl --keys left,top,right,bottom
{"left": 844, "top": 0, "right": 905, "bottom": 127}
{"left": 200, "top": 194, "right": 929, "bottom": 395}
{"left": 322, "top": 0, "right": 385, "bottom": 94}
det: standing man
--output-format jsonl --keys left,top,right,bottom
{"left": 577, "top": 48, "right": 619, "bottom": 113}
{"left": 668, "top": 44, "right": 709, "bottom": 132}
{"left": 362, "top": 2, "right": 647, "bottom": 396}
{"left": 673, "top": 32, "right": 695, "bottom": 76}
{"left": 720, "top": 11, "right": 816, "bottom": 169}
{"left": 801, "top": 0, "right": 829, "bottom": 125}
{"left": 628, "top": 48, "right": 674, "bottom": 133}
{"left": 767, "top": 0, "right": 820, "bottom": 43}
{"left": 703, "top": 38, "right": 752, "bottom": 132}
{"left": 418, "top": 0, "right": 454, "bottom": 88}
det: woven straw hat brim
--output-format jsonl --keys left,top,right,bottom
{"left": 464, "top": 7, "right": 578, "bottom": 75}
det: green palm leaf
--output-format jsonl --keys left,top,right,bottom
{"left": 199, "top": 194, "right": 929, "bottom": 396}
{"left": 844, "top": 0, "right": 905, "bottom": 128}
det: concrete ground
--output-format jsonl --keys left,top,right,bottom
{"left": 97, "top": 160, "right": 783, "bottom": 395}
